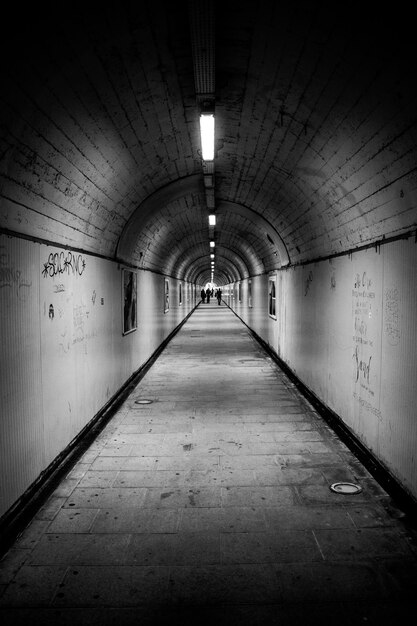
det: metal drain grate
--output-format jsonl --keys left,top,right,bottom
{"left": 330, "top": 482, "right": 362, "bottom": 495}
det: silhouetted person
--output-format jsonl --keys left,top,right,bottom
{"left": 201, "top": 288, "right": 206, "bottom": 303}
{"left": 206, "top": 288, "right": 211, "bottom": 303}
{"left": 216, "top": 288, "right": 222, "bottom": 305}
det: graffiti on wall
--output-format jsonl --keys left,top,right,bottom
{"left": 0, "top": 245, "right": 32, "bottom": 299}
{"left": 72, "top": 300, "right": 96, "bottom": 351}
{"left": 352, "top": 270, "right": 381, "bottom": 420}
{"left": 352, "top": 272, "right": 374, "bottom": 393}
{"left": 42, "top": 251, "right": 86, "bottom": 278}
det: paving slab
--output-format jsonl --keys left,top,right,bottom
{"left": 28, "top": 534, "right": 132, "bottom": 566}
{"left": 179, "top": 506, "right": 267, "bottom": 533}
{"left": 52, "top": 565, "right": 172, "bottom": 607}
{"left": 220, "top": 530, "right": 322, "bottom": 564}
{"left": 46, "top": 509, "right": 99, "bottom": 534}
{"left": 90, "top": 508, "right": 180, "bottom": 534}
{"left": 1, "top": 304, "right": 417, "bottom": 624}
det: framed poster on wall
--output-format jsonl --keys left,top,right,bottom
{"left": 268, "top": 275, "right": 276, "bottom": 319}
{"left": 122, "top": 269, "right": 137, "bottom": 335}
{"left": 164, "top": 278, "right": 170, "bottom": 313}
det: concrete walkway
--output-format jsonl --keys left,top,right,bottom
{"left": 1, "top": 303, "right": 417, "bottom": 625}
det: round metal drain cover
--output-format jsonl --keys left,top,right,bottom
{"left": 135, "top": 399, "right": 153, "bottom": 405}
{"left": 330, "top": 482, "right": 362, "bottom": 495}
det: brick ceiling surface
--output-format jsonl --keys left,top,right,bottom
{"left": 1, "top": 0, "right": 416, "bottom": 284}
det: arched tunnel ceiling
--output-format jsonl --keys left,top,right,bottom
{"left": 1, "top": 1, "right": 416, "bottom": 284}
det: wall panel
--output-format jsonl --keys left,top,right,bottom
{"left": 379, "top": 240, "right": 417, "bottom": 494}
{"left": 0, "top": 237, "right": 44, "bottom": 514}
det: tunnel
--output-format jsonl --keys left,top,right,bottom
{"left": 1, "top": 0, "right": 417, "bottom": 622}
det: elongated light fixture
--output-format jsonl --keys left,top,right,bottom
{"left": 208, "top": 214, "right": 216, "bottom": 226}
{"left": 210, "top": 241, "right": 215, "bottom": 248}
{"left": 200, "top": 113, "right": 215, "bottom": 161}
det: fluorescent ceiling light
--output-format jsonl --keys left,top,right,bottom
{"left": 200, "top": 114, "right": 215, "bottom": 161}
{"left": 210, "top": 241, "right": 215, "bottom": 248}
{"left": 208, "top": 214, "right": 216, "bottom": 226}
{"left": 210, "top": 254, "right": 214, "bottom": 259}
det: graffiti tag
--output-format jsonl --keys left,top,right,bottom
{"left": 42, "top": 251, "right": 86, "bottom": 278}
{"left": 353, "top": 345, "right": 371, "bottom": 384}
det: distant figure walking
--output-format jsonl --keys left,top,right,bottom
{"left": 201, "top": 288, "right": 206, "bottom": 303}
{"left": 216, "top": 288, "right": 222, "bottom": 305}
{"left": 206, "top": 288, "right": 211, "bottom": 304}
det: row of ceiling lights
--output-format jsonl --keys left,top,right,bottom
{"left": 189, "top": 0, "right": 216, "bottom": 285}
{"left": 200, "top": 111, "right": 216, "bottom": 282}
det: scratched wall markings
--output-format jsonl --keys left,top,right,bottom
{"left": 0, "top": 245, "right": 33, "bottom": 299}
{"left": 72, "top": 301, "right": 96, "bottom": 351}
{"left": 384, "top": 287, "right": 400, "bottom": 346}
{"left": 352, "top": 271, "right": 376, "bottom": 399}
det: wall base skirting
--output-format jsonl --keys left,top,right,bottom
{"left": 228, "top": 304, "right": 417, "bottom": 522}
{"left": 0, "top": 304, "right": 199, "bottom": 558}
